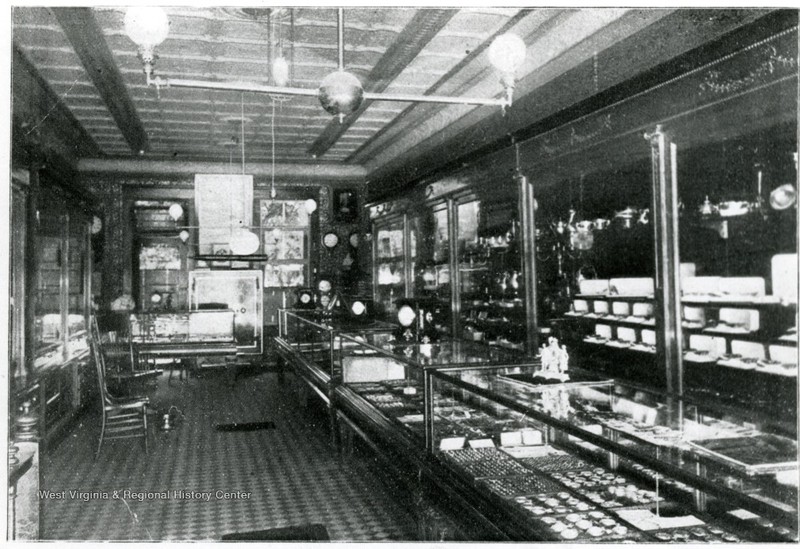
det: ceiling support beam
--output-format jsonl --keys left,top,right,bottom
{"left": 52, "top": 7, "right": 150, "bottom": 154}
{"left": 77, "top": 158, "right": 367, "bottom": 180}
{"left": 12, "top": 45, "right": 102, "bottom": 163}
{"left": 306, "top": 8, "right": 457, "bottom": 158}
{"left": 347, "top": 8, "right": 533, "bottom": 164}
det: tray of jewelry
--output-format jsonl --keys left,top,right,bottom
{"left": 550, "top": 468, "right": 629, "bottom": 491}
{"left": 685, "top": 434, "right": 798, "bottom": 474}
{"left": 650, "top": 525, "right": 745, "bottom": 543}
{"left": 513, "top": 491, "right": 597, "bottom": 516}
{"left": 479, "top": 473, "right": 564, "bottom": 498}
{"left": 582, "top": 483, "right": 664, "bottom": 509}
{"left": 533, "top": 510, "right": 645, "bottom": 541}
{"left": 518, "top": 453, "right": 593, "bottom": 474}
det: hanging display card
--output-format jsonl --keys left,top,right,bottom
{"left": 195, "top": 174, "right": 254, "bottom": 254}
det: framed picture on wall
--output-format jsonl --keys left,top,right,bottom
{"left": 333, "top": 189, "right": 357, "bottom": 222}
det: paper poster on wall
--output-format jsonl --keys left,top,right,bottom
{"left": 139, "top": 243, "right": 181, "bottom": 270}
{"left": 260, "top": 200, "right": 309, "bottom": 228}
{"left": 264, "top": 264, "right": 305, "bottom": 288}
{"left": 263, "top": 229, "right": 304, "bottom": 260}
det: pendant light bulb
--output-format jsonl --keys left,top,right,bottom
{"left": 124, "top": 7, "right": 170, "bottom": 49}
{"left": 179, "top": 229, "right": 190, "bottom": 243}
{"left": 488, "top": 33, "right": 527, "bottom": 74}
{"left": 304, "top": 198, "right": 317, "bottom": 214}
{"left": 272, "top": 56, "right": 290, "bottom": 87}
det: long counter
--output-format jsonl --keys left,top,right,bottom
{"left": 273, "top": 309, "right": 798, "bottom": 542}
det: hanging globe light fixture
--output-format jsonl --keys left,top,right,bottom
{"left": 318, "top": 70, "right": 364, "bottom": 117}
{"left": 229, "top": 227, "right": 260, "bottom": 255}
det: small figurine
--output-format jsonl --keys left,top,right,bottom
{"left": 536, "top": 337, "right": 570, "bottom": 381}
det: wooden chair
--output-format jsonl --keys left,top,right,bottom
{"left": 98, "top": 314, "right": 161, "bottom": 385}
{"left": 90, "top": 317, "right": 150, "bottom": 459}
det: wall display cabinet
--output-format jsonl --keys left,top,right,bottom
{"left": 373, "top": 214, "right": 408, "bottom": 316}
{"left": 534, "top": 18, "right": 799, "bottom": 411}
{"left": 371, "top": 187, "right": 529, "bottom": 353}
{"left": 12, "top": 178, "right": 94, "bottom": 445}
{"left": 132, "top": 200, "right": 190, "bottom": 312}
{"left": 458, "top": 198, "right": 526, "bottom": 351}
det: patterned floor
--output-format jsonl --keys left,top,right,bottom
{"left": 40, "top": 367, "right": 419, "bottom": 541}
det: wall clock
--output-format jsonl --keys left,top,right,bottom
{"left": 323, "top": 231, "right": 339, "bottom": 249}
{"left": 348, "top": 232, "right": 359, "bottom": 248}
{"left": 295, "top": 288, "right": 315, "bottom": 309}
{"left": 317, "top": 278, "right": 332, "bottom": 293}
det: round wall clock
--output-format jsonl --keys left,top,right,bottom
{"left": 351, "top": 300, "right": 366, "bottom": 316}
{"left": 299, "top": 292, "right": 312, "bottom": 304}
{"left": 323, "top": 232, "right": 339, "bottom": 249}
{"left": 90, "top": 216, "right": 103, "bottom": 235}
{"left": 348, "top": 232, "right": 360, "bottom": 248}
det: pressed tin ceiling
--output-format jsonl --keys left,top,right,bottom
{"left": 12, "top": 6, "right": 522, "bottom": 164}
{"left": 13, "top": 6, "right": 760, "bottom": 179}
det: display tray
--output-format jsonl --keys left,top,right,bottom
{"left": 686, "top": 434, "right": 798, "bottom": 474}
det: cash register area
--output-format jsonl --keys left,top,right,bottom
{"left": 38, "top": 368, "right": 417, "bottom": 541}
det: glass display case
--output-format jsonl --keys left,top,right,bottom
{"left": 548, "top": 15, "right": 798, "bottom": 411}
{"left": 333, "top": 335, "right": 536, "bottom": 450}
{"left": 458, "top": 197, "right": 526, "bottom": 350}
{"left": 371, "top": 188, "right": 529, "bottom": 352}
{"left": 276, "top": 309, "right": 397, "bottom": 388}
{"left": 409, "top": 204, "right": 452, "bottom": 336}
{"left": 130, "top": 310, "right": 236, "bottom": 343}
{"left": 18, "top": 184, "right": 94, "bottom": 445}
{"left": 373, "top": 215, "right": 407, "bottom": 316}
{"left": 428, "top": 366, "right": 798, "bottom": 541}
{"left": 33, "top": 206, "right": 92, "bottom": 370}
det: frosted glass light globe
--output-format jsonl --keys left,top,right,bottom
{"left": 124, "top": 7, "right": 170, "bottom": 48}
{"left": 304, "top": 198, "right": 318, "bottom": 214}
{"left": 488, "top": 33, "right": 527, "bottom": 74}
{"left": 229, "top": 229, "right": 260, "bottom": 255}
{"left": 272, "top": 56, "right": 290, "bottom": 87}
{"left": 168, "top": 203, "right": 183, "bottom": 221}
{"left": 397, "top": 304, "right": 416, "bottom": 328}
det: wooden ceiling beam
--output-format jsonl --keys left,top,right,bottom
{"left": 52, "top": 7, "right": 150, "bottom": 154}
{"left": 12, "top": 45, "right": 103, "bottom": 162}
{"left": 307, "top": 8, "right": 457, "bottom": 158}
{"left": 347, "top": 9, "right": 533, "bottom": 164}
